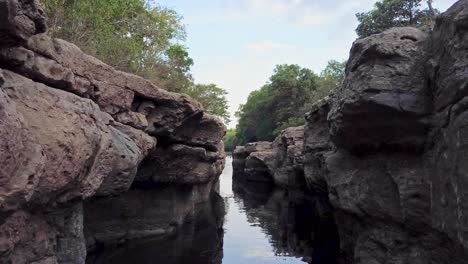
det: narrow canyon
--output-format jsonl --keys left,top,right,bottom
{"left": 1, "top": 0, "right": 468, "bottom": 263}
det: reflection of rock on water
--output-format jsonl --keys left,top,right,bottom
{"left": 232, "top": 179, "right": 340, "bottom": 264}
{"left": 85, "top": 181, "right": 226, "bottom": 264}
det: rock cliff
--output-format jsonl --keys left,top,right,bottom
{"left": 233, "top": 1, "right": 468, "bottom": 263}
{"left": 0, "top": 0, "right": 226, "bottom": 263}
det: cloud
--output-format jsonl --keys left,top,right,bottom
{"left": 245, "top": 41, "right": 294, "bottom": 52}
{"left": 243, "top": 0, "right": 374, "bottom": 27}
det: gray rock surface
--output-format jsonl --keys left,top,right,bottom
{"left": 328, "top": 27, "right": 432, "bottom": 152}
{"left": 232, "top": 142, "right": 273, "bottom": 180}
{"left": 0, "top": 0, "right": 227, "bottom": 262}
{"left": 301, "top": 4, "right": 468, "bottom": 263}
{"left": 303, "top": 99, "right": 332, "bottom": 194}
{"left": 233, "top": 2, "right": 468, "bottom": 263}
{"left": 232, "top": 127, "right": 305, "bottom": 188}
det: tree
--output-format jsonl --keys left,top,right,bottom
{"left": 234, "top": 64, "right": 320, "bottom": 144}
{"left": 234, "top": 61, "right": 347, "bottom": 145}
{"left": 224, "top": 129, "right": 238, "bottom": 152}
{"left": 43, "top": 0, "right": 192, "bottom": 92}
{"left": 185, "top": 84, "right": 230, "bottom": 125}
{"left": 356, "top": 0, "right": 439, "bottom": 38}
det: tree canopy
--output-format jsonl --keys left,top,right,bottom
{"left": 233, "top": 61, "right": 345, "bottom": 146}
{"left": 185, "top": 84, "right": 230, "bottom": 124}
{"left": 356, "top": 0, "right": 438, "bottom": 38}
{"left": 43, "top": 0, "right": 230, "bottom": 125}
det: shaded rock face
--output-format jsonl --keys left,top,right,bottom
{"left": 84, "top": 181, "right": 221, "bottom": 249}
{"left": 271, "top": 126, "right": 305, "bottom": 188}
{"left": 232, "top": 142, "right": 274, "bottom": 182}
{"left": 328, "top": 27, "right": 432, "bottom": 153}
{"left": 232, "top": 127, "right": 305, "bottom": 188}
{"left": 0, "top": 0, "right": 226, "bottom": 263}
{"left": 86, "top": 189, "right": 225, "bottom": 264}
{"left": 303, "top": 100, "right": 332, "bottom": 194}
{"left": 232, "top": 2, "right": 468, "bottom": 263}
{"left": 300, "top": 3, "right": 468, "bottom": 263}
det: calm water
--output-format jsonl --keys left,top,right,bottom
{"left": 220, "top": 157, "right": 308, "bottom": 264}
{"left": 88, "top": 157, "right": 339, "bottom": 264}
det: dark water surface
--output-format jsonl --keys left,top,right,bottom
{"left": 88, "top": 157, "right": 339, "bottom": 264}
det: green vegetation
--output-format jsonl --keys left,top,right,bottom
{"left": 43, "top": 0, "right": 230, "bottom": 124}
{"left": 230, "top": 61, "right": 346, "bottom": 147}
{"left": 356, "top": 0, "right": 438, "bottom": 38}
{"left": 185, "top": 84, "right": 230, "bottom": 124}
{"left": 224, "top": 129, "right": 237, "bottom": 153}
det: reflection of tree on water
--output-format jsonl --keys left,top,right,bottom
{"left": 232, "top": 180, "right": 340, "bottom": 264}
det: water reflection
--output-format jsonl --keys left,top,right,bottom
{"left": 225, "top": 157, "right": 339, "bottom": 264}
{"left": 86, "top": 157, "right": 339, "bottom": 264}
{"left": 86, "top": 186, "right": 225, "bottom": 264}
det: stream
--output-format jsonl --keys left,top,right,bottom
{"left": 88, "top": 157, "right": 339, "bottom": 264}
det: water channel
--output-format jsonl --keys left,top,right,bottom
{"left": 88, "top": 157, "right": 339, "bottom": 264}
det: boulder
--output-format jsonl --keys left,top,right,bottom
{"left": 244, "top": 151, "right": 276, "bottom": 183}
{"left": 328, "top": 27, "right": 432, "bottom": 153}
{"left": 136, "top": 144, "right": 226, "bottom": 185}
{"left": 0, "top": 0, "right": 227, "bottom": 262}
{"left": 0, "top": 69, "right": 155, "bottom": 209}
{"left": 0, "top": 33, "right": 205, "bottom": 138}
{"left": 232, "top": 127, "right": 305, "bottom": 188}
{"left": 232, "top": 142, "right": 272, "bottom": 178}
{"left": 270, "top": 126, "right": 304, "bottom": 188}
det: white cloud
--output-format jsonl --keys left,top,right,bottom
{"left": 245, "top": 41, "right": 294, "bottom": 52}
{"left": 243, "top": 0, "right": 375, "bottom": 27}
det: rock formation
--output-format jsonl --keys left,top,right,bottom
{"left": 233, "top": 1, "right": 468, "bottom": 263}
{"left": 0, "top": 0, "right": 226, "bottom": 263}
{"left": 233, "top": 127, "right": 305, "bottom": 188}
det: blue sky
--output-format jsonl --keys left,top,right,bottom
{"left": 156, "top": 0, "right": 457, "bottom": 128}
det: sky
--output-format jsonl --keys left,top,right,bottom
{"left": 156, "top": 0, "right": 457, "bottom": 128}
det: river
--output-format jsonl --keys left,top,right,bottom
{"left": 88, "top": 157, "right": 339, "bottom": 264}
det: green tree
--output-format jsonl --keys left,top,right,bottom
{"left": 185, "top": 84, "right": 230, "bottom": 125}
{"left": 43, "top": 0, "right": 192, "bottom": 92}
{"left": 235, "top": 64, "right": 320, "bottom": 144}
{"left": 356, "top": 0, "right": 438, "bottom": 38}
{"left": 234, "top": 61, "right": 347, "bottom": 145}
{"left": 312, "top": 60, "right": 347, "bottom": 102}
{"left": 224, "top": 129, "right": 238, "bottom": 152}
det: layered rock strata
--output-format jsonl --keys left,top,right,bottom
{"left": 0, "top": 0, "right": 226, "bottom": 263}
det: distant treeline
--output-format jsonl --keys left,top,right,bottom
{"left": 224, "top": 61, "right": 346, "bottom": 152}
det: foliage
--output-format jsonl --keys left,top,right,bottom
{"left": 185, "top": 84, "right": 230, "bottom": 125}
{"left": 355, "top": 0, "right": 439, "bottom": 38}
{"left": 43, "top": 0, "right": 230, "bottom": 125}
{"left": 43, "top": 0, "right": 192, "bottom": 91}
{"left": 224, "top": 129, "right": 238, "bottom": 152}
{"left": 312, "top": 60, "right": 347, "bottom": 103}
{"left": 233, "top": 61, "right": 346, "bottom": 145}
